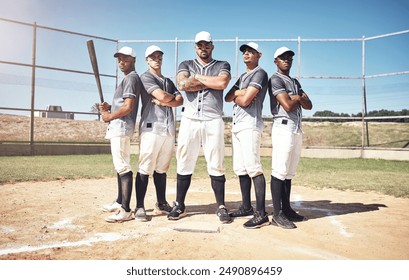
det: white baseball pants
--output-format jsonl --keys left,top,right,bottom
{"left": 271, "top": 125, "right": 303, "bottom": 181}
{"left": 110, "top": 136, "right": 132, "bottom": 175}
{"left": 138, "top": 131, "right": 175, "bottom": 175}
{"left": 176, "top": 117, "right": 225, "bottom": 176}
{"left": 232, "top": 128, "right": 263, "bottom": 178}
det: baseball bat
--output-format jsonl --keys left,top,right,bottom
{"left": 86, "top": 40, "right": 104, "bottom": 103}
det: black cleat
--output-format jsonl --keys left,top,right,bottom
{"left": 271, "top": 211, "right": 297, "bottom": 229}
{"left": 216, "top": 205, "right": 232, "bottom": 224}
{"left": 243, "top": 211, "right": 270, "bottom": 229}
{"left": 229, "top": 205, "right": 254, "bottom": 217}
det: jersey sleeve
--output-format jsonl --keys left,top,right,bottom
{"left": 249, "top": 69, "right": 268, "bottom": 91}
{"left": 140, "top": 72, "right": 160, "bottom": 95}
{"left": 269, "top": 74, "right": 286, "bottom": 96}
{"left": 123, "top": 74, "right": 143, "bottom": 99}
{"left": 177, "top": 60, "right": 190, "bottom": 75}
{"left": 218, "top": 61, "right": 231, "bottom": 76}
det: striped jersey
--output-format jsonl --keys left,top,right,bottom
{"left": 231, "top": 66, "right": 268, "bottom": 133}
{"left": 177, "top": 59, "right": 231, "bottom": 121}
{"left": 268, "top": 72, "right": 304, "bottom": 132}
{"left": 139, "top": 71, "right": 180, "bottom": 136}
{"left": 105, "top": 71, "right": 142, "bottom": 139}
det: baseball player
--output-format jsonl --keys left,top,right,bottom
{"left": 225, "top": 42, "right": 269, "bottom": 229}
{"left": 100, "top": 46, "right": 143, "bottom": 223}
{"left": 167, "top": 31, "right": 232, "bottom": 223}
{"left": 135, "top": 45, "right": 183, "bottom": 221}
{"left": 268, "top": 46, "right": 313, "bottom": 229}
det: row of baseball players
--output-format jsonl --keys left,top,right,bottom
{"left": 99, "top": 31, "right": 313, "bottom": 230}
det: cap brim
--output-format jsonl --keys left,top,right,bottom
{"left": 239, "top": 44, "right": 257, "bottom": 53}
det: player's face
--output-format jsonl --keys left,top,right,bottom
{"left": 275, "top": 52, "right": 293, "bottom": 73}
{"left": 242, "top": 47, "right": 261, "bottom": 65}
{"left": 195, "top": 41, "right": 213, "bottom": 61}
{"left": 117, "top": 54, "right": 135, "bottom": 75}
{"left": 146, "top": 51, "right": 163, "bottom": 70}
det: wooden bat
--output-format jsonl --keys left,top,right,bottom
{"left": 86, "top": 40, "right": 104, "bottom": 103}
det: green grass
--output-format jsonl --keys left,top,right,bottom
{"left": 1, "top": 155, "right": 408, "bottom": 198}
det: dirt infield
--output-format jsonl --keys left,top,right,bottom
{"left": 0, "top": 177, "right": 408, "bottom": 260}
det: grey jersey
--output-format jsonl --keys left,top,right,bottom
{"left": 139, "top": 71, "right": 180, "bottom": 136}
{"left": 105, "top": 71, "right": 142, "bottom": 139}
{"left": 178, "top": 59, "right": 231, "bottom": 121}
{"left": 231, "top": 66, "right": 268, "bottom": 132}
{"left": 268, "top": 72, "right": 304, "bottom": 132}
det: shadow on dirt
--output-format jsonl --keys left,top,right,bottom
{"left": 173, "top": 200, "right": 387, "bottom": 221}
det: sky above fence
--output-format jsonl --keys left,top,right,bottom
{"left": 0, "top": 0, "right": 408, "bottom": 120}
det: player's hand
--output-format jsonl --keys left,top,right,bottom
{"left": 99, "top": 102, "right": 110, "bottom": 112}
{"left": 101, "top": 111, "right": 111, "bottom": 122}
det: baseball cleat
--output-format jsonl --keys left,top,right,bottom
{"left": 271, "top": 211, "right": 296, "bottom": 229}
{"left": 229, "top": 205, "right": 254, "bottom": 217}
{"left": 135, "top": 208, "right": 149, "bottom": 222}
{"left": 216, "top": 205, "right": 232, "bottom": 224}
{"left": 102, "top": 201, "right": 121, "bottom": 212}
{"left": 167, "top": 201, "right": 187, "bottom": 220}
{"left": 105, "top": 208, "right": 134, "bottom": 223}
{"left": 284, "top": 209, "right": 305, "bottom": 222}
{"left": 243, "top": 211, "right": 270, "bottom": 229}
{"left": 154, "top": 202, "right": 173, "bottom": 215}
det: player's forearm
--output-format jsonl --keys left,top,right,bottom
{"left": 195, "top": 73, "right": 230, "bottom": 90}
{"left": 225, "top": 86, "right": 239, "bottom": 102}
{"left": 162, "top": 95, "right": 183, "bottom": 107}
{"left": 178, "top": 76, "right": 207, "bottom": 92}
{"left": 299, "top": 93, "right": 313, "bottom": 110}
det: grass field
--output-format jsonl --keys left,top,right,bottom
{"left": 1, "top": 155, "right": 408, "bottom": 198}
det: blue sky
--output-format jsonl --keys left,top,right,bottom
{"left": 0, "top": 0, "right": 408, "bottom": 120}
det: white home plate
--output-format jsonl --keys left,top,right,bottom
{"left": 173, "top": 222, "right": 221, "bottom": 233}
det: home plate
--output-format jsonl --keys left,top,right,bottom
{"left": 173, "top": 222, "right": 221, "bottom": 233}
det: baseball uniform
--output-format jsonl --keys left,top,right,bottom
{"left": 139, "top": 71, "right": 180, "bottom": 175}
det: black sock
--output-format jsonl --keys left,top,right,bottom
{"left": 116, "top": 172, "right": 122, "bottom": 204}
{"left": 282, "top": 179, "right": 292, "bottom": 211}
{"left": 252, "top": 174, "right": 266, "bottom": 215}
{"left": 153, "top": 171, "right": 167, "bottom": 204}
{"left": 120, "top": 171, "right": 133, "bottom": 212}
{"left": 238, "top": 175, "right": 252, "bottom": 210}
{"left": 270, "top": 175, "right": 284, "bottom": 216}
{"left": 135, "top": 172, "right": 149, "bottom": 209}
{"left": 210, "top": 175, "right": 226, "bottom": 206}
{"left": 176, "top": 173, "right": 192, "bottom": 208}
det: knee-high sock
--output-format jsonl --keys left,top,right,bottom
{"left": 282, "top": 179, "right": 292, "bottom": 211}
{"left": 210, "top": 175, "right": 226, "bottom": 206}
{"left": 239, "top": 175, "right": 252, "bottom": 209}
{"left": 116, "top": 172, "right": 122, "bottom": 204}
{"left": 135, "top": 172, "right": 149, "bottom": 209}
{"left": 270, "top": 175, "right": 284, "bottom": 216}
{"left": 176, "top": 173, "right": 192, "bottom": 207}
{"left": 252, "top": 174, "right": 266, "bottom": 215}
{"left": 153, "top": 171, "right": 167, "bottom": 204}
{"left": 120, "top": 171, "right": 133, "bottom": 212}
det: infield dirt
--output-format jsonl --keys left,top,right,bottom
{"left": 0, "top": 177, "right": 408, "bottom": 260}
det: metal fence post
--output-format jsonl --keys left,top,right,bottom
{"left": 29, "top": 22, "right": 37, "bottom": 156}
{"left": 361, "top": 36, "right": 369, "bottom": 148}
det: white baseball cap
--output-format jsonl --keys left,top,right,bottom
{"left": 274, "top": 46, "right": 295, "bottom": 59}
{"left": 195, "top": 31, "right": 212, "bottom": 43}
{"left": 239, "top": 42, "right": 261, "bottom": 53}
{"left": 145, "top": 45, "right": 163, "bottom": 58}
{"left": 114, "top": 46, "right": 136, "bottom": 58}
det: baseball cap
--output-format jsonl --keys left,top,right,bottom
{"left": 239, "top": 42, "right": 261, "bottom": 53}
{"left": 274, "top": 46, "right": 295, "bottom": 59}
{"left": 195, "top": 31, "right": 212, "bottom": 43}
{"left": 145, "top": 45, "right": 163, "bottom": 58}
{"left": 114, "top": 46, "right": 136, "bottom": 58}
